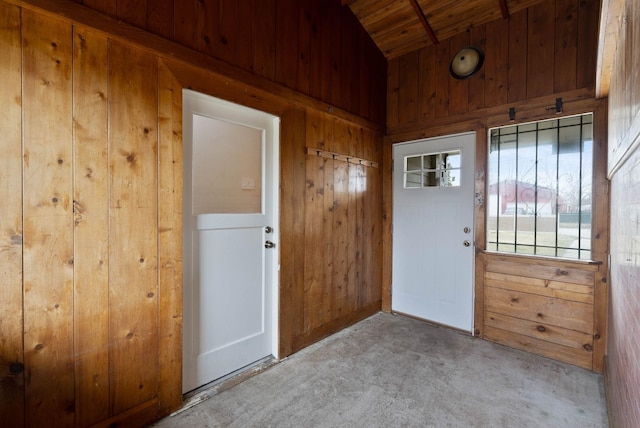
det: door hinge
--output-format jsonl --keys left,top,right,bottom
{"left": 391, "top": 159, "right": 394, "bottom": 172}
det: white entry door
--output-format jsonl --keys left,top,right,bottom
{"left": 392, "top": 132, "right": 475, "bottom": 332}
{"left": 182, "top": 90, "right": 280, "bottom": 393}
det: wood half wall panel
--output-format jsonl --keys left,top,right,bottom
{"left": 22, "top": 10, "right": 75, "bottom": 426}
{"left": 72, "top": 27, "right": 110, "bottom": 427}
{"left": 0, "top": 3, "right": 24, "bottom": 426}
{"left": 107, "top": 40, "right": 159, "bottom": 415}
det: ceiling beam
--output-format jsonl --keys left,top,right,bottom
{"left": 499, "top": 0, "right": 510, "bottom": 19}
{"left": 408, "top": 0, "right": 439, "bottom": 45}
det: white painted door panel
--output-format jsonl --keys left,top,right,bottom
{"left": 183, "top": 90, "right": 279, "bottom": 393}
{"left": 392, "top": 132, "right": 475, "bottom": 332}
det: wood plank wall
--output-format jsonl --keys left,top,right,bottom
{"left": 383, "top": 0, "right": 609, "bottom": 372}
{"left": 387, "top": 0, "right": 599, "bottom": 133}
{"left": 68, "top": 0, "right": 387, "bottom": 125}
{"left": 605, "top": 0, "right": 640, "bottom": 426}
{"left": 0, "top": 1, "right": 384, "bottom": 426}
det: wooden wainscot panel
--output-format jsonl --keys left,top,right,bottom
{"left": 483, "top": 325, "right": 593, "bottom": 369}
{"left": 484, "top": 286, "right": 594, "bottom": 333}
{"left": 485, "top": 255, "right": 597, "bottom": 285}
{"left": 485, "top": 311, "right": 593, "bottom": 350}
{"left": 484, "top": 271, "right": 594, "bottom": 304}
{"left": 482, "top": 252, "right": 599, "bottom": 369}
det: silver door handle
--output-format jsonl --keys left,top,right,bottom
{"left": 463, "top": 240, "right": 471, "bottom": 247}
{"left": 265, "top": 241, "right": 276, "bottom": 249}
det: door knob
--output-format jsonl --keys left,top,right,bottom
{"left": 265, "top": 226, "right": 273, "bottom": 233}
{"left": 265, "top": 240, "right": 276, "bottom": 249}
{"left": 463, "top": 227, "right": 471, "bottom": 234}
{"left": 463, "top": 240, "right": 471, "bottom": 247}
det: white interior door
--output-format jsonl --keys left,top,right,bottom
{"left": 392, "top": 132, "right": 475, "bottom": 332}
{"left": 182, "top": 90, "right": 280, "bottom": 393}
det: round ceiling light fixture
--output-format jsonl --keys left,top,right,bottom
{"left": 449, "top": 46, "right": 484, "bottom": 80}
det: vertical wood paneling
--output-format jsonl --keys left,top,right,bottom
{"left": 1, "top": 3, "right": 386, "bottom": 426}
{"left": 484, "top": 18, "right": 509, "bottom": 108}
{"left": 576, "top": 0, "right": 599, "bottom": 90}
{"left": 332, "top": 119, "right": 349, "bottom": 318}
{"left": 304, "top": 112, "right": 326, "bottom": 331}
{"left": 418, "top": 45, "right": 436, "bottom": 121}
{"left": 195, "top": 0, "right": 216, "bottom": 55}
{"left": 279, "top": 106, "right": 307, "bottom": 357}
{"left": 236, "top": 0, "right": 255, "bottom": 72}
{"left": 275, "top": 0, "right": 299, "bottom": 88}
{"left": 435, "top": 41, "right": 450, "bottom": 118}
{"left": 82, "top": 0, "right": 116, "bottom": 16}
{"left": 398, "top": 50, "right": 419, "bottom": 124}
{"left": 147, "top": 0, "right": 174, "bottom": 40}
{"left": 108, "top": 41, "right": 159, "bottom": 415}
{"left": 322, "top": 118, "right": 335, "bottom": 325}
{"left": 367, "top": 130, "right": 383, "bottom": 305}
{"left": 297, "top": 0, "right": 311, "bottom": 94}
{"left": 0, "top": 4, "right": 24, "bottom": 426}
{"left": 216, "top": 1, "right": 238, "bottom": 65}
{"left": 340, "top": 12, "right": 355, "bottom": 112}
{"left": 72, "top": 28, "right": 110, "bottom": 427}
{"left": 347, "top": 126, "right": 362, "bottom": 313}
{"left": 553, "top": 0, "right": 578, "bottom": 93}
{"left": 308, "top": 0, "right": 323, "bottom": 100}
{"left": 117, "top": 0, "right": 148, "bottom": 29}
{"left": 253, "top": 0, "right": 276, "bottom": 80}
{"left": 22, "top": 11, "right": 75, "bottom": 426}
{"left": 173, "top": 0, "right": 198, "bottom": 47}
{"left": 355, "top": 134, "right": 366, "bottom": 307}
{"left": 329, "top": 5, "right": 342, "bottom": 106}
{"left": 157, "top": 59, "right": 183, "bottom": 415}
{"left": 508, "top": 9, "right": 528, "bottom": 103}
{"left": 386, "top": 58, "right": 399, "bottom": 128}
{"left": 468, "top": 26, "right": 486, "bottom": 111}
{"left": 526, "top": 0, "right": 555, "bottom": 98}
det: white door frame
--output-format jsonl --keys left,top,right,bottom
{"left": 182, "top": 89, "right": 280, "bottom": 392}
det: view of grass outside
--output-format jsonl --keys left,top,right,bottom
{"left": 487, "top": 230, "right": 581, "bottom": 258}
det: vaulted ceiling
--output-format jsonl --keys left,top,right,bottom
{"left": 342, "top": 0, "right": 549, "bottom": 59}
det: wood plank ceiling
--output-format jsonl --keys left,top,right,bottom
{"left": 342, "top": 0, "right": 548, "bottom": 59}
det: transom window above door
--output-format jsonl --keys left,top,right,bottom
{"left": 404, "top": 150, "right": 461, "bottom": 188}
{"left": 487, "top": 113, "right": 593, "bottom": 260}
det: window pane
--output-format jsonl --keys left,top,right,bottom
{"left": 405, "top": 172, "right": 422, "bottom": 188}
{"left": 406, "top": 156, "right": 422, "bottom": 171}
{"left": 487, "top": 113, "right": 593, "bottom": 260}
{"left": 423, "top": 171, "right": 439, "bottom": 187}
